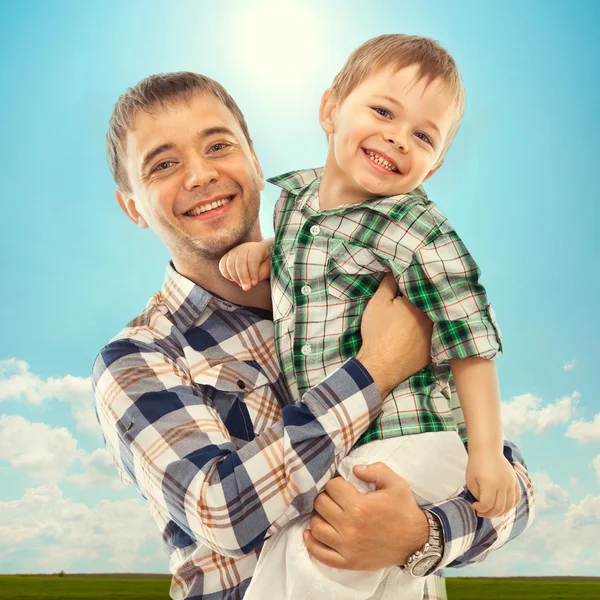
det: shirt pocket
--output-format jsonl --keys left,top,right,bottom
{"left": 193, "top": 360, "right": 272, "bottom": 443}
{"left": 271, "top": 244, "right": 294, "bottom": 321}
{"left": 326, "top": 241, "right": 388, "bottom": 300}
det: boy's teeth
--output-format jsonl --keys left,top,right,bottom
{"left": 366, "top": 151, "right": 398, "bottom": 172}
{"left": 186, "top": 196, "right": 233, "bottom": 216}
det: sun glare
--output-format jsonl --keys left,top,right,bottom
{"left": 231, "top": 1, "right": 328, "bottom": 89}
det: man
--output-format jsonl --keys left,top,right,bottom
{"left": 93, "top": 72, "right": 534, "bottom": 600}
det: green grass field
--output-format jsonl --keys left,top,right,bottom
{"left": 0, "top": 575, "right": 598, "bottom": 599}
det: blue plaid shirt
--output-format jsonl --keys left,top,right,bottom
{"left": 92, "top": 263, "right": 535, "bottom": 599}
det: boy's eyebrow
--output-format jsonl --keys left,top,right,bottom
{"left": 373, "top": 95, "right": 441, "bottom": 137}
{"left": 140, "top": 127, "right": 238, "bottom": 174}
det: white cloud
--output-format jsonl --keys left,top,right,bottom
{"left": 0, "top": 485, "right": 164, "bottom": 573}
{"left": 0, "top": 415, "right": 79, "bottom": 483}
{"left": 66, "top": 449, "right": 125, "bottom": 490}
{"left": 592, "top": 456, "right": 600, "bottom": 483}
{"left": 530, "top": 471, "right": 570, "bottom": 512}
{"left": 501, "top": 392, "right": 577, "bottom": 439}
{"left": 563, "top": 359, "right": 577, "bottom": 372}
{"left": 565, "top": 495, "right": 600, "bottom": 528}
{"left": 0, "top": 359, "right": 99, "bottom": 436}
{"left": 566, "top": 414, "right": 600, "bottom": 444}
{"left": 0, "top": 416, "right": 121, "bottom": 489}
{"left": 461, "top": 494, "right": 600, "bottom": 577}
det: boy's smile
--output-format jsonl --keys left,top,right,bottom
{"left": 320, "top": 64, "right": 459, "bottom": 208}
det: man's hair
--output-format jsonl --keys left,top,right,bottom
{"left": 107, "top": 72, "right": 252, "bottom": 192}
{"left": 330, "top": 34, "right": 466, "bottom": 163}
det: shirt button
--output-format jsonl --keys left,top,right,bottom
{"left": 301, "top": 344, "right": 312, "bottom": 355}
{"left": 237, "top": 380, "right": 246, "bottom": 390}
{"left": 310, "top": 225, "right": 321, "bottom": 235}
{"left": 301, "top": 285, "right": 312, "bottom": 296}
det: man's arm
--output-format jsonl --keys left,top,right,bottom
{"left": 93, "top": 275, "right": 432, "bottom": 560}
{"left": 93, "top": 343, "right": 380, "bottom": 559}
{"left": 304, "top": 439, "right": 534, "bottom": 573}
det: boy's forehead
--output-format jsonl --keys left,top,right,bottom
{"left": 352, "top": 64, "right": 459, "bottom": 124}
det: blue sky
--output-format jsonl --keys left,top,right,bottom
{"left": 0, "top": 0, "right": 598, "bottom": 576}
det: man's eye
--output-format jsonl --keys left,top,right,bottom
{"left": 415, "top": 132, "right": 432, "bottom": 145}
{"left": 372, "top": 107, "right": 392, "bottom": 119}
{"left": 153, "top": 161, "right": 174, "bottom": 172}
{"left": 209, "top": 143, "right": 229, "bottom": 152}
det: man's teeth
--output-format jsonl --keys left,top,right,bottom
{"left": 366, "top": 151, "right": 398, "bottom": 172}
{"left": 186, "top": 196, "right": 233, "bottom": 216}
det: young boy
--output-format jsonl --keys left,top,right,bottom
{"left": 220, "top": 34, "right": 520, "bottom": 600}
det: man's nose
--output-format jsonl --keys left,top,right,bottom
{"left": 183, "top": 156, "right": 219, "bottom": 191}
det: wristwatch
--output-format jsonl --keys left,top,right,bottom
{"left": 400, "top": 510, "right": 444, "bottom": 577}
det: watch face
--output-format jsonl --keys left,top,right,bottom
{"left": 411, "top": 554, "right": 442, "bottom": 577}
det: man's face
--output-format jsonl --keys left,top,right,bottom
{"left": 119, "top": 92, "right": 264, "bottom": 265}
{"left": 324, "top": 64, "right": 458, "bottom": 200}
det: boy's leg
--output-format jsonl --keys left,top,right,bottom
{"left": 245, "top": 432, "right": 467, "bottom": 600}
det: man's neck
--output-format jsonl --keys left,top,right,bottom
{"left": 173, "top": 256, "right": 272, "bottom": 312}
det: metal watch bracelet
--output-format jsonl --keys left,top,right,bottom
{"left": 399, "top": 510, "right": 444, "bottom": 577}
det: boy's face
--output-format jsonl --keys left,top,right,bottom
{"left": 322, "top": 63, "right": 459, "bottom": 201}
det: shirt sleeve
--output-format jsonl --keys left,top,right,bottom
{"left": 428, "top": 440, "right": 536, "bottom": 570}
{"left": 92, "top": 339, "right": 381, "bottom": 559}
{"left": 391, "top": 228, "right": 503, "bottom": 364}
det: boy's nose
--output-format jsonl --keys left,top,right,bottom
{"left": 183, "top": 157, "right": 219, "bottom": 191}
{"left": 385, "top": 130, "right": 409, "bottom": 152}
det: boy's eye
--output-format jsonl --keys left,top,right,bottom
{"left": 372, "top": 107, "right": 392, "bottom": 119}
{"left": 209, "top": 142, "right": 229, "bottom": 152}
{"left": 415, "top": 132, "right": 432, "bottom": 145}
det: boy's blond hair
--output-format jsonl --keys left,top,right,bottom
{"left": 331, "top": 34, "right": 465, "bottom": 164}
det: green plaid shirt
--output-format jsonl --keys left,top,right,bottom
{"left": 269, "top": 168, "right": 503, "bottom": 443}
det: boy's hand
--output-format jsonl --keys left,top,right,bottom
{"left": 219, "top": 241, "right": 273, "bottom": 291}
{"left": 467, "top": 452, "right": 521, "bottom": 519}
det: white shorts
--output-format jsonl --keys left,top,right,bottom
{"left": 244, "top": 431, "right": 467, "bottom": 600}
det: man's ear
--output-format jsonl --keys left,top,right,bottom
{"left": 115, "top": 189, "right": 148, "bottom": 229}
{"left": 319, "top": 88, "right": 336, "bottom": 135}
{"left": 423, "top": 160, "right": 444, "bottom": 183}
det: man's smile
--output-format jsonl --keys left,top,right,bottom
{"left": 183, "top": 194, "right": 235, "bottom": 220}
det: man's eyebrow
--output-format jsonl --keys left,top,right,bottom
{"left": 373, "top": 95, "right": 441, "bottom": 137}
{"left": 141, "top": 143, "right": 174, "bottom": 174}
{"left": 197, "top": 126, "right": 237, "bottom": 139}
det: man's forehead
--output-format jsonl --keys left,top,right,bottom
{"left": 127, "top": 92, "right": 240, "bottom": 154}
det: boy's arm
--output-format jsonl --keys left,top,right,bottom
{"left": 428, "top": 439, "right": 535, "bottom": 570}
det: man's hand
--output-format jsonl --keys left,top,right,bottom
{"left": 304, "top": 462, "right": 429, "bottom": 571}
{"left": 357, "top": 273, "right": 432, "bottom": 397}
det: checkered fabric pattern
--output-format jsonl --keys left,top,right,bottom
{"left": 92, "top": 263, "right": 534, "bottom": 599}
{"left": 269, "top": 168, "right": 503, "bottom": 444}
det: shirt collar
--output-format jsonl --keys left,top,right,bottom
{"left": 160, "top": 263, "right": 216, "bottom": 332}
{"left": 160, "top": 263, "right": 270, "bottom": 332}
{"left": 267, "top": 168, "right": 323, "bottom": 195}
{"left": 268, "top": 167, "right": 429, "bottom": 215}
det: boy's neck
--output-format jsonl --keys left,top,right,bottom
{"left": 319, "top": 153, "right": 369, "bottom": 211}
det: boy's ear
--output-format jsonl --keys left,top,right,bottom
{"left": 423, "top": 160, "right": 444, "bottom": 182}
{"left": 319, "top": 88, "right": 336, "bottom": 135}
{"left": 116, "top": 189, "right": 148, "bottom": 229}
